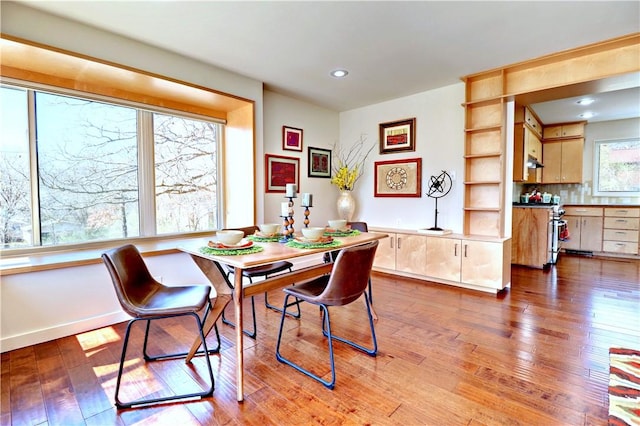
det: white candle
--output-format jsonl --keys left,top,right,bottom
{"left": 281, "top": 201, "right": 290, "bottom": 217}
{"left": 285, "top": 183, "right": 297, "bottom": 197}
{"left": 302, "top": 193, "right": 313, "bottom": 207}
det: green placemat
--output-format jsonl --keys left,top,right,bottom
{"left": 285, "top": 240, "right": 342, "bottom": 250}
{"left": 324, "top": 229, "right": 361, "bottom": 237}
{"left": 247, "top": 234, "right": 282, "bottom": 243}
{"left": 199, "top": 245, "right": 264, "bottom": 256}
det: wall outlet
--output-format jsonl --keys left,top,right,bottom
{"left": 449, "top": 170, "right": 456, "bottom": 181}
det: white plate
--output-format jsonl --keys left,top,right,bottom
{"left": 208, "top": 239, "right": 254, "bottom": 250}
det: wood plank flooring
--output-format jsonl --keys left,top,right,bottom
{"left": 2, "top": 254, "right": 639, "bottom": 425}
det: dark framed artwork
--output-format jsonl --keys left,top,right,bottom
{"left": 379, "top": 117, "right": 416, "bottom": 154}
{"left": 282, "top": 126, "right": 303, "bottom": 152}
{"left": 265, "top": 154, "right": 300, "bottom": 193}
{"left": 374, "top": 157, "right": 422, "bottom": 197}
{"left": 307, "top": 146, "right": 331, "bottom": 178}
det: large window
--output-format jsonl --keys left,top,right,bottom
{"left": 0, "top": 84, "right": 220, "bottom": 250}
{"left": 593, "top": 138, "right": 640, "bottom": 197}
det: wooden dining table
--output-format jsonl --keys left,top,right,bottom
{"left": 179, "top": 231, "right": 387, "bottom": 402}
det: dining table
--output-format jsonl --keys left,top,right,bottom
{"left": 179, "top": 230, "right": 387, "bottom": 402}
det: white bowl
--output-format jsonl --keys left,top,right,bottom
{"left": 216, "top": 230, "right": 244, "bottom": 245}
{"left": 328, "top": 219, "right": 347, "bottom": 230}
{"left": 301, "top": 227, "right": 325, "bottom": 240}
{"left": 259, "top": 223, "right": 280, "bottom": 234}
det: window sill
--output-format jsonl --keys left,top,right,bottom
{"left": 0, "top": 234, "right": 215, "bottom": 276}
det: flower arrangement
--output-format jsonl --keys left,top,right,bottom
{"left": 330, "top": 135, "right": 375, "bottom": 191}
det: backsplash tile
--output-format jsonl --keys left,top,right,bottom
{"left": 513, "top": 182, "right": 640, "bottom": 205}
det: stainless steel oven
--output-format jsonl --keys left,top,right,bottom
{"left": 550, "top": 207, "right": 566, "bottom": 264}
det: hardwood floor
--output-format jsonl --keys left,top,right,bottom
{"left": 2, "top": 254, "right": 639, "bottom": 425}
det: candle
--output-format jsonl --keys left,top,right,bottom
{"left": 281, "top": 201, "right": 290, "bottom": 217}
{"left": 285, "top": 183, "right": 297, "bottom": 197}
{"left": 302, "top": 193, "right": 313, "bottom": 207}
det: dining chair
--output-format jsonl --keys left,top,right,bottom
{"left": 276, "top": 240, "right": 379, "bottom": 389}
{"left": 220, "top": 226, "right": 300, "bottom": 339}
{"left": 102, "top": 244, "right": 219, "bottom": 409}
{"left": 323, "top": 221, "right": 373, "bottom": 303}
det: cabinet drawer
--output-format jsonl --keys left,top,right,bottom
{"left": 603, "top": 229, "right": 639, "bottom": 243}
{"left": 602, "top": 240, "right": 639, "bottom": 255}
{"left": 604, "top": 217, "right": 640, "bottom": 230}
{"left": 563, "top": 207, "right": 603, "bottom": 217}
{"left": 604, "top": 208, "right": 640, "bottom": 218}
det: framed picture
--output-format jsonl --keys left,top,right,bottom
{"left": 282, "top": 126, "right": 303, "bottom": 152}
{"left": 307, "top": 146, "right": 331, "bottom": 178}
{"left": 379, "top": 118, "right": 416, "bottom": 154}
{"left": 265, "top": 154, "right": 300, "bottom": 193}
{"left": 374, "top": 157, "right": 422, "bottom": 197}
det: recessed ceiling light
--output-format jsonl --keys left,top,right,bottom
{"left": 330, "top": 69, "right": 349, "bottom": 78}
{"left": 579, "top": 112, "right": 595, "bottom": 119}
{"left": 575, "top": 98, "right": 594, "bottom": 106}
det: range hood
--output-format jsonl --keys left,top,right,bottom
{"left": 527, "top": 155, "right": 544, "bottom": 169}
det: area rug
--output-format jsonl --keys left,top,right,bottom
{"left": 609, "top": 347, "right": 640, "bottom": 426}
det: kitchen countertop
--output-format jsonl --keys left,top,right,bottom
{"left": 512, "top": 202, "right": 557, "bottom": 208}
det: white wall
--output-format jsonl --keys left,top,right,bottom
{"left": 261, "top": 91, "right": 340, "bottom": 227}
{"left": 339, "top": 83, "right": 466, "bottom": 232}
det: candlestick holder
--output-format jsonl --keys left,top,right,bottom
{"left": 286, "top": 197, "right": 295, "bottom": 237}
{"left": 279, "top": 215, "right": 290, "bottom": 242}
{"left": 302, "top": 206, "right": 311, "bottom": 228}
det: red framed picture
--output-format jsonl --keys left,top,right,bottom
{"left": 307, "top": 146, "right": 331, "bottom": 178}
{"left": 265, "top": 154, "right": 300, "bottom": 193}
{"left": 379, "top": 118, "right": 416, "bottom": 154}
{"left": 374, "top": 157, "right": 422, "bottom": 197}
{"left": 282, "top": 126, "right": 303, "bottom": 152}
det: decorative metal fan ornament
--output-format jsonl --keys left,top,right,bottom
{"left": 426, "top": 170, "right": 452, "bottom": 231}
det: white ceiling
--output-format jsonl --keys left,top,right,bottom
{"left": 15, "top": 1, "right": 640, "bottom": 121}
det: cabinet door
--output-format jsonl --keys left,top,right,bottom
{"left": 396, "top": 234, "right": 428, "bottom": 275}
{"left": 373, "top": 233, "right": 396, "bottom": 270}
{"left": 560, "top": 138, "right": 583, "bottom": 183}
{"left": 562, "top": 216, "right": 582, "bottom": 250}
{"left": 561, "top": 123, "right": 584, "bottom": 138}
{"left": 543, "top": 125, "right": 562, "bottom": 139}
{"left": 461, "top": 240, "right": 505, "bottom": 288}
{"left": 426, "top": 237, "right": 461, "bottom": 281}
{"left": 542, "top": 142, "right": 562, "bottom": 183}
{"left": 580, "top": 216, "right": 603, "bottom": 252}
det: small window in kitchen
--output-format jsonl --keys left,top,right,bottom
{"left": 593, "top": 138, "right": 640, "bottom": 196}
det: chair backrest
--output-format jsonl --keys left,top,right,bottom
{"left": 102, "top": 244, "right": 160, "bottom": 317}
{"left": 348, "top": 221, "right": 368, "bottom": 232}
{"left": 318, "top": 240, "right": 378, "bottom": 306}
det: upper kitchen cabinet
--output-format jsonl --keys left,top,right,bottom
{"left": 541, "top": 122, "right": 585, "bottom": 184}
{"left": 513, "top": 106, "right": 543, "bottom": 183}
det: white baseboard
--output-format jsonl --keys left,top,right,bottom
{"left": 1, "top": 311, "right": 131, "bottom": 353}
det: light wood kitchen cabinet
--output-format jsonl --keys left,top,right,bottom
{"left": 602, "top": 207, "right": 639, "bottom": 255}
{"left": 460, "top": 240, "right": 509, "bottom": 289}
{"left": 524, "top": 107, "right": 542, "bottom": 138}
{"left": 426, "top": 237, "right": 461, "bottom": 281}
{"left": 542, "top": 122, "right": 584, "bottom": 139}
{"left": 542, "top": 138, "right": 584, "bottom": 183}
{"left": 513, "top": 124, "right": 542, "bottom": 183}
{"left": 372, "top": 228, "right": 511, "bottom": 293}
{"left": 562, "top": 207, "right": 603, "bottom": 252}
{"left": 511, "top": 207, "right": 552, "bottom": 268}
{"left": 425, "top": 236, "right": 511, "bottom": 291}
{"left": 373, "top": 232, "right": 428, "bottom": 276}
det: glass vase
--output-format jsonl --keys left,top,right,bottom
{"left": 336, "top": 190, "right": 356, "bottom": 221}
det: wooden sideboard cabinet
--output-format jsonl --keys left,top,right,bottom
{"left": 372, "top": 228, "right": 511, "bottom": 293}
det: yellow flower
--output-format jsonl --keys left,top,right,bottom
{"left": 331, "top": 136, "right": 374, "bottom": 191}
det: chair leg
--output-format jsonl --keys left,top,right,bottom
{"left": 221, "top": 295, "right": 257, "bottom": 339}
{"left": 143, "top": 300, "right": 221, "bottom": 359}
{"left": 321, "top": 293, "right": 377, "bottom": 356}
{"left": 265, "top": 292, "right": 302, "bottom": 318}
{"left": 115, "top": 312, "right": 215, "bottom": 409}
{"left": 276, "top": 295, "right": 337, "bottom": 389}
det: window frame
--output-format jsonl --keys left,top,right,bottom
{"left": 1, "top": 79, "right": 224, "bottom": 255}
{"left": 592, "top": 137, "right": 640, "bottom": 197}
